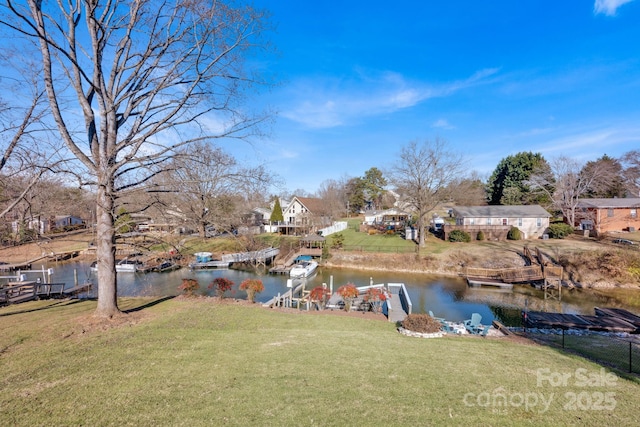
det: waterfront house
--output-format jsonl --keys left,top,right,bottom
{"left": 447, "top": 205, "right": 551, "bottom": 240}
{"left": 574, "top": 198, "right": 640, "bottom": 234}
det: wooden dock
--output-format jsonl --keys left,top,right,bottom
{"left": 523, "top": 308, "right": 640, "bottom": 333}
{"left": 0, "top": 281, "right": 92, "bottom": 306}
{"left": 467, "top": 277, "right": 513, "bottom": 289}
{"left": 385, "top": 283, "right": 411, "bottom": 323}
{"left": 190, "top": 248, "right": 279, "bottom": 270}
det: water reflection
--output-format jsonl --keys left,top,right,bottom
{"left": 40, "top": 260, "right": 635, "bottom": 327}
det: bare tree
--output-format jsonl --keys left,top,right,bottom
{"left": 1, "top": 1, "right": 272, "bottom": 317}
{"left": 527, "top": 156, "right": 606, "bottom": 226}
{"left": 316, "top": 177, "right": 349, "bottom": 220}
{"left": 447, "top": 172, "right": 487, "bottom": 206}
{"left": 0, "top": 53, "right": 58, "bottom": 219}
{"left": 387, "top": 139, "right": 465, "bottom": 247}
{"left": 621, "top": 150, "right": 640, "bottom": 197}
{"left": 158, "top": 143, "right": 274, "bottom": 237}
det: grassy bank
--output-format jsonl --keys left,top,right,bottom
{"left": 1, "top": 298, "right": 639, "bottom": 426}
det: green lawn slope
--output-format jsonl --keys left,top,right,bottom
{"left": 1, "top": 298, "right": 638, "bottom": 426}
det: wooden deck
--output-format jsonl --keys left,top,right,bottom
{"left": 0, "top": 282, "right": 92, "bottom": 306}
{"left": 524, "top": 308, "right": 640, "bottom": 333}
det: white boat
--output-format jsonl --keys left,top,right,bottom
{"left": 90, "top": 259, "right": 143, "bottom": 273}
{"left": 289, "top": 260, "right": 318, "bottom": 278}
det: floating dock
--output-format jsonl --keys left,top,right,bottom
{"left": 466, "top": 277, "right": 514, "bottom": 289}
{"left": 523, "top": 307, "right": 640, "bottom": 333}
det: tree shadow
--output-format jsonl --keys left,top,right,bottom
{"left": 122, "top": 295, "right": 176, "bottom": 313}
{"left": 0, "top": 299, "right": 85, "bottom": 317}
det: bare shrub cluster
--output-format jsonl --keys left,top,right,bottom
{"left": 402, "top": 314, "right": 442, "bottom": 334}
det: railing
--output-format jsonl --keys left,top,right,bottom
{"left": 262, "top": 283, "right": 306, "bottom": 308}
{"left": 465, "top": 266, "right": 545, "bottom": 282}
{"left": 387, "top": 283, "right": 412, "bottom": 322}
{"left": 220, "top": 247, "right": 279, "bottom": 263}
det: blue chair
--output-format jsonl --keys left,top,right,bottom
{"left": 429, "top": 310, "right": 446, "bottom": 323}
{"left": 478, "top": 325, "right": 491, "bottom": 337}
{"left": 464, "top": 313, "right": 482, "bottom": 334}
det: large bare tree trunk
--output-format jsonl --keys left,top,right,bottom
{"left": 95, "top": 181, "right": 118, "bottom": 317}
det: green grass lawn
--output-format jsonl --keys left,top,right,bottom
{"left": 1, "top": 298, "right": 639, "bottom": 426}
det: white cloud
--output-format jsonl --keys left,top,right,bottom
{"left": 594, "top": 0, "right": 634, "bottom": 15}
{"left": 280, "top": 68, "right": 499, "bottom": 129}
{"left": 432, "top": 119, "right": 455, "bottom": 130}
{"left": 520, "top": 124, "right": 640, "bottom": 166}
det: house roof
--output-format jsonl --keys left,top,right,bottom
{"left": 576, "top": 198, "right": 640, "bottom": 209}
{"left": 252, "top": 207, "right": 271, "bottom": 216}
{"left": 363, "top": 208, "right": 409, "bottom": 217}
{"left": 294, "top": 196, "right": 326, "bottom": 214}
{"left": 452, "top": 205, "right": 551, "bottom": 218}
{"left": 301, "top": 234, "right": 326, "bottom": 242}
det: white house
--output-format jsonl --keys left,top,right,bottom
{"left": 449, "top": 205, "right": 551, "bottom": 239}
{"left": 363, "top": 208, "right": 409, "bottom": 227}
{"left": 278, "top": 196, "right": 331, "bottom": 235}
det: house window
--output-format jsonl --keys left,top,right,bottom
{"left": 502, "top": 219, "right": 508, "bottom": 226}
{"left": 469, "top": 218, "right": 475, "bottom": 225}
{"left": 537, "top": 218, "right": 542, "bottom": 227}
{"left": 607, "top": 209, "right": 614, "bottom": 217}
{"left": 518, "top": 218, "right": 523, "bottom": 227}
{"left": 486, "top": 218, "right": 491, "bottom": 225}
{"left": 632, "top": 209, "right": 637, "bottom": 218}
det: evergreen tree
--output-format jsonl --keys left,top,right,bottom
{"left": 270, "top": 197, "right": 284, "bottom": 223}
{"left": 486, "top": 152, "right": 549, "bottom": 205}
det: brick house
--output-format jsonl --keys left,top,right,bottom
{"left": 574, "top": 198, "right": 640, "bottom": 234}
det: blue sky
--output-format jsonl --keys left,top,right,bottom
{"left": 237, "top": 0, "right": 640, "bottom": 194}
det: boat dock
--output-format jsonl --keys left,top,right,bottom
{"left": 269, "top": 248, "right": 322, "bottom": 275}
{"left": 464, "top": 246, "right": 564, "bottom": 291}
{"left": 523, "top": 307, "right": 640, "bottom": 333}
{"left": 467, "top": 277, "right": 514, "bottom": 289}
{"left": 190, "top": 248, "right": 279, "bottom": 269}
{"left": 385, "top": 283, "right": 412, "bottom": 323}
{"left": 264, "top": 282, "right": 411, "bottom": 323}
{"left": 0, "top": 281, "right": 92, "bottom": 306}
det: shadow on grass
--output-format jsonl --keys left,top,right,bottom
{"left": 122, "top": 295, "right": 176, "bottom": 313}
{"left": 524, "top": 332, "right": 640, "bottom": 383}
{"left": 0, "top": 298, "right": 86, "bottom": 317}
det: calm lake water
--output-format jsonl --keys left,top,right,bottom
{"left": 34, "top": 260, "right": 638, "bottom": 327}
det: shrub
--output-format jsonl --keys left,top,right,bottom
{"left": 507, "top": 226, "right": 521, "bottom": 240}
{"left": 331, "top": 233, "right": 344, "bottom": 249}
{"left": 402, "top": 313, "right": 442, "bottom": 334}
{"left": 208, "top": 277, "right": 234, "bottom": 298}
{"left": 239, "top": 279, "right": 264, "bottom": 303}
{"left": 476, "top": 230, "right": 485, "bottom": 241}
{"left": 547, "top": 223, "right": 574, "bottom": 239}
{"left": 363, "top": 287, "right": 389, "bottom": 313}
{"left": 321, "top": 244, "right": 331, "bottom": 260}
{"left": 178, "top": 278, "right": 200, "bottom": 297}
{"left": 337, "top": 283, "right": 359, "bottom": 312}
{"left": 309, "top": 285, "right": 331, "bottom": 310}
{"left": 448, "top": 230, "right": 471, "bottom": 243}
